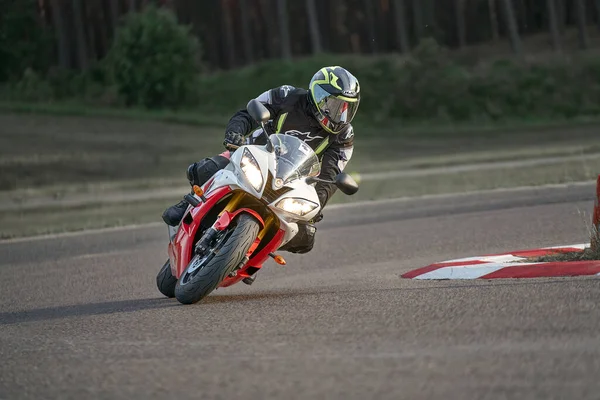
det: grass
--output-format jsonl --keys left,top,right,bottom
{"left": 0, "top": 200, "right": 170, "bottom": 239}
{"left": 1, "top": 112, "right": 599, "bottom": 238}
{"left": 526, "top": 224, "right": 600, "bottom": 262}
{"left": 0, "top": 101, "right": 230, "bottom": 127}
{"left": 528, "top": 247, "right": 600, "bottom": 262}
{"left": 1, "top": 149, "right": 598, "bottom": 238}
{"left": 2, "top": 111, "right": 600, "bottom": 192}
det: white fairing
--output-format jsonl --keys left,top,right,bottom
{"left": 201, "top": 140, "right": 322, "bottom": 248}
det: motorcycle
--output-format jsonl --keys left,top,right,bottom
{"left": 156, "top": 99, "right": 359, "bottom": 304}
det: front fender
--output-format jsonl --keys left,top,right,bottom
{"left": 214, "top": 208, "right": 265, "bottom": 231}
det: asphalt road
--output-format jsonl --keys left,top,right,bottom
{"left": 1, "top": 183, "right": 599, "bottom": 400}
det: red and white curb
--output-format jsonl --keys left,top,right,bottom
{"left": 402, "top": 244, "right": 600, "bottom": 280}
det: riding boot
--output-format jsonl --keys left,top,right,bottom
{"left": 162, "top": 199, "right": 189, "bottom": 226}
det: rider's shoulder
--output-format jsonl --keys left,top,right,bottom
{"left": 269, "top": 85, "right": 306, "bottom": 104}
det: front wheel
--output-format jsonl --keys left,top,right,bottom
{"left": 174, "top": 214, "right": 260, "bottom": 304}
{"left": 156, "top": 260, "right": 177, "bottom": 298}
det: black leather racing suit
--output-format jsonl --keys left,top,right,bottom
{"left": 190, "top": 85, "right": 355, "bottom": 253}
{"left": 227, "top": 85, "right": 355, "bottom": 208}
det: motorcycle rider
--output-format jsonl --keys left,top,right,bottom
{"left": 162, "top": 66, "right": 360, "bottom": 255}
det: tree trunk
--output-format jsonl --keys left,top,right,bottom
{"left": 546, "top": 0, "right": 561, "bottom": 51}
{"left": 423, "top": 0, "right": 436, "bottom": 37}
{"left": 488, "top": 0, "right": 500, "bottom": 41}
{"left": 109, "top": 0, "right": 120, "bottom": 31}
{"left": 456, "top": 0, "right": 467, "bottom": 48}
{"left": 71, "top": 0, "right": 89, "bottom": 70}
{"left": 258, "top": 0, "right": 276, "bottom": 58}
{"left": 364, "top": 0, "right": 378, "bottom": 53}
{"left": 276, "top": 0, "right": 292, "bottom": 60}
{"left": 392, "top": 0, "right": 410, "bottom": 53}
{"left": 412, "top": 0, "right": 424, "bottom": 40}
{"left": 49, "top": 0, "right": 71, "bottom": 69}
{"left": 556, "top": 0, "right": 565, "bottom": 33}
{"left": 515, "top": 0, "right": 527, "bottom": 33}
{"left": 239, "top": 0, "right": 254, "bottom": 63}
{"left": 576, "top": 0, "right": 590, "bottom": 49}
{"left": 221, "top": 0, "right": 236, "bottom": 68}
{"left": 595, "top": 0, "right": 600, "bottom": 31}
{"left": 306, "top": 0, "right": 323, "bottom": 53}
{"left": 500, "top": 0, "right": 523, "bottom": 56}
{"left": 128, "top": 0, "right": 136, "bottom": 13}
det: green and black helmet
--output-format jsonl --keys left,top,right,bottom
{"left": 308, "top": 66, "right": 360, "bottom": 134}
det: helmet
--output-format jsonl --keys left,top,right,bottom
{"left": 308, "top": 66, "right": 360, "bottom": 134}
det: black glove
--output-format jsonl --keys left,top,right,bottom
{"left": 223, "top": 131, "right": 245, "bottom": 149}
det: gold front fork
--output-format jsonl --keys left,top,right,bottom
{"left": 258, "top": 214, "right": 275, "bottom": 240}
{"left": 220, "top": 192, "right": 245, "bottom": 215}
{"left": 220, "top": 191, "right": 277, "bottom": 240}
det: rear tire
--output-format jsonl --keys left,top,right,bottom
{"left": 156, "top": 260, "right": 177, "bottom": 298}
{"left": 175, "top": 214, "right": 260, "bottom": 304}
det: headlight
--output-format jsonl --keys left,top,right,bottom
{"left": 240, "top": 148, "right": 263, "bottom": 191}
{"left": 275, "top": 198, "right": 319, "bottom": 216}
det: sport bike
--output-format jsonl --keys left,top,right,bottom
{"left": 156, "top": 100, "right": 359, "bottom": 304}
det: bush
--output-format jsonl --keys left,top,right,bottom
{"left": 108, "top": 5, "right": 201, "bottom": 108}
{"left": 0, "top": 0, "right": 53, "bottom": 81}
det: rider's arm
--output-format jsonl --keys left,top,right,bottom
{"left": 315, "top": 126, "right": 355, "bottom": 208}
{"left": 224, "top": 86, "right": 294, "bottom": 136}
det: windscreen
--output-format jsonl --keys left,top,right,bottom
{"left": 270, "top": 134, "right": 320, "bottom": 184}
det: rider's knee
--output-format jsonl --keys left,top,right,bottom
{"left": 280, "top": 223, "right": 316, "bottom": 254}
{"left": 187, "top": 155, "right": 230, "bottom": 186}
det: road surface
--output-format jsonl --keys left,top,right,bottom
{"left": 1, "top": 183, "right": 599, "bottom": 400}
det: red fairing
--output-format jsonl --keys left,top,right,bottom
{"left": 213, "top": 209, "right": 265, "bottom": 231}
{"left": 219, "top": 229, "right": 286, "bottom": 288}
{"left": 169, "top": 186, "right": 232, "bottom": 278}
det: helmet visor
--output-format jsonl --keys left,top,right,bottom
{"left": 313, "top": 85, "right": 359, "bottom": 127}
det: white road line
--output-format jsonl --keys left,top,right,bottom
{"left": 414, "top": 263, "right": 508, "bottom": 279}
{"left": 355, "top": 153, "right": 600, "bottom": 181}
{"left": 327, "top": 180, "right": 595, "bottom": 210}
{"left": 0, "top": 222, "right": 163, "bottom": 244}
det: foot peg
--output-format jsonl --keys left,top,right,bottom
{"left": 242, "top": 276, "right": 256, "bottom": 285}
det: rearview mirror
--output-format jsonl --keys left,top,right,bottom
{"left": 247, "top": 99, "right": 270, "bottom": 124}
{"left": 335, "top": 173, "right": 359, "bottom": 195}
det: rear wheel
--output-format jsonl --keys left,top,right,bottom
{"left": 156, "top": 260, "right": 177, "bottom": 298}
{"left": 174, "top": 214, "right": 260, "bottom": 304}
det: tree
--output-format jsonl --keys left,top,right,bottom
{"left": 488, "top": 0, "right": 500, "bottom": 41}
{"left": 306, "top": 0, "right": 323, "bottom": 53}
{"left": 575, "top": 0, "right": 590, "bottom": 49}
{"left": 456, "top": 0, "right": 467, "bottom": 48}
{"left": 239, "top": 0, "right": 254, "bottom": 63}
{"left": 595, "top": 0, "right": 600, "bottom": 31}
{"left": 363, "top": 0, "right": 378, "bottom": 53}
{"left": 500, "top": 0, "right": 523, "bottom": 56}
{"left": 412, "top": 0, "right": 424, "bottom": 40}
{"left": 221, "top": 0, "right": 236, "bottom": 68}
{"left": 109, "top": 0, "right": 120, "bottom": 32}
{"left": 49, "top": 0, "right": 71, "bottom": 69}
{"left": 276, "top": 0, "right": 292, "bottom": 60}
{"left": 422, "top": 0, "right": 436, "bottom": 38}
{"left": 392, "top": 0, "right": 410, "bottom": 53}
{"left": 71, "top": 0, "right": 89, "bottom": 69}
{"left": 546, "top": 0, "right": 561, "bottom": 51}
{"left": 556, "top": 0, "right": 565, "bottom": 33}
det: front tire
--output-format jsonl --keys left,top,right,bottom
{"left": 156, "top": 260, "right": 177, "bottom": 298}
{"left": 174, "top": 214, "right": 260, "bottom": 304}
